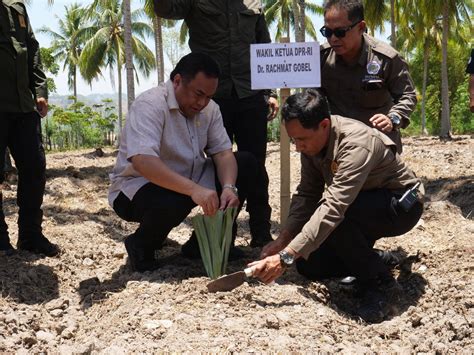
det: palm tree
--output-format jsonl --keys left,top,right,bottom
{"left": 80, "top": 0, "right": 156, "bottom": 135}
{"left": 39, "top": 3, "right": 89, "bottom": 101}
{"left": 363, "top": 0, "right": 387, "bottom": 37}
{"left": 425, "top": 0, "right": 472, "bottom": 139}
{"left": 123, "top": 0, "right": 135, "bottom": 106}
{"left": 264, "top": 0, "right": 322, "bottom": 41}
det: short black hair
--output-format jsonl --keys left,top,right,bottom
{"left": 323, "top": 0, "right": 364, "bottom": 23}
{"left": 281, "top": 89, "right": 331, "bottom": 129}
{"left": 170, "top": 52, "right": 220, "bottom": 82}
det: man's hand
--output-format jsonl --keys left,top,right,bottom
{"left": 248, "top": 254, "right": 285, "bottom": 284}
{"left": 219, "top": 188, "right": 239, "bottom": 210}
{"left": 260, "top": 230, "right": 293, "bottom": 259}
{"left": 36, "top": 97, "right": 48, "bottom": 117}
{"left": 190, "top": 185, "right": 219, "bottom": 216}
{"left": 369, "top": 114, "right": 393, "bottom": 132}
{"left": 267, "top": 97, "right": 279, "bottom": 121}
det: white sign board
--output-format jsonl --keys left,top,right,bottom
{"left": 250, "top": 42, "right": 320, "bottom": 90}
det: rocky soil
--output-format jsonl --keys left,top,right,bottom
{"left": 0, "top": 136, "right": 473, "bottom": 353}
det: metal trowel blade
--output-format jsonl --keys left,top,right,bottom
{"left": 207, "top": 267, "right": 254, "bottom": 293}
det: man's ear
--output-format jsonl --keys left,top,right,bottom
{"left": 358, "top": 20, "right": 367, "bottom": 34}
{"left": 172, "top": 74, "right": 181, "bottom": 89}
{"left": 320, "top": 118, "right": 330, "bottom": 129}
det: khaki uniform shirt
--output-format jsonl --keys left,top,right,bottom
{"left": 286, "top": 115, "right": 423, "bottom": 259}
{"left": 108, "top": 80, "right": 232, "bottom": 207}
{"left": 0, "top": 0, "right": 47, "bottom": 113}
{"left": 321, "top": 33, "right": 417, "bottom": 153}
{"left": 154, "top": 0, "right": 271, "bottom": 99}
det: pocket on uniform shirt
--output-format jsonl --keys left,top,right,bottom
{"left": 238, "top": 9, "right": 260, "bottom": 42}
{"left": 195, "top": 1, "right": 226, "bottom": 38}
{"left": 360, "top": 87, "right": 391, "bottom": 109}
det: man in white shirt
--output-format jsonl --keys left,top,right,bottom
{"left": 109, "top": 53, "right": 255, "bottom": 271}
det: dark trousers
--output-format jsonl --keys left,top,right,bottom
{"left": 112, "top": 152, "right": 257, "bottom": 249}
{"left": 296, "top": 189, "right": 423, "bottom": 283}
{"left": 0, "top": 112, "right": 46, "bottom": 241}
{"left": 4, "top": 149, "right": 12, "bottom": 173}
{"left": 214, "top": 92, "right": 271, "bottom": 237}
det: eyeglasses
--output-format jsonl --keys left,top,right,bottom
{"left": 319, "top": 21, "right": 361, "bottom": 39}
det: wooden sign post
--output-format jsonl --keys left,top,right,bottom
{"left": 250, "top": 40, "right": 320, "bottom": 225}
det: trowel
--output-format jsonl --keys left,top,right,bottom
{"left": 207, "top": 267, "right": 255, "bottom": 293}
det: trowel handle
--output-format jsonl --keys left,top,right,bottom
{"left": 244, "top": 267, "right": 255, "bottom": 277}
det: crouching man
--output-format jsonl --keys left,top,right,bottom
{"left": 109, "top": 53, "right": 255, "bottom": 272}
{"left": 250, "top": 89, "right": 423, "bottom": 321}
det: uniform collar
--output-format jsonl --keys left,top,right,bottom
{"left": 323, "top": 115, "right": 340, "bottom": 163}
{"left": 357, "top": 33, "right": 373, "bottom": 67}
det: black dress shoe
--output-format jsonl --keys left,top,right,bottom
{"left": 357, "top": 289, "right": 388, "bottom": 323}
{"left": 374, "top": 249, "right": 404, "bottom": 266}
{"left": 249, "top": 233, "right": 273, "bottom": 248}
{"left": 124, "top": 235, "right": 160, "bottom": 272}
{"left": 0, "top": 239, "right": 16, "bottom": 256}
{"left": 17, "top": 235, "right": 60, "bottom": 257}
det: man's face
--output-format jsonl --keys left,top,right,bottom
{"left": 323, "top": 6, "right": 365, "bottom": 60}
{"left": 173, "top": 72, "right": 218, "bottom": 118}
{"left": 285, "top": 118, "right": 330, "bottom": 156}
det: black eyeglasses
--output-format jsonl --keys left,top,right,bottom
{"left": 319, "top": 21, "right": 361, "bottom": 39}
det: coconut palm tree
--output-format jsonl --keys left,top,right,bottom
{"left": 80, "top": 0, "right": 156, "bottom": 135}
{"left": 39, "top": 3, "right": 89, "bottom": 101}
{"left": 363, "top": 0, "right": 387, "bottom": 37}
{"left": 424, "top": 0, "right": 472, "bottom": 139}
{"left": 264, "top": 0, "right": 322, "bottom": 41}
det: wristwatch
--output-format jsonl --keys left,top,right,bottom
{"left": 389, "top": 113, "right": 402, "bottom": 130}
{"left": 278, "top": 250, "right": 295, "bottom": 268}
{"left": 222, "top": 184, "right": 238, "bottom": 196}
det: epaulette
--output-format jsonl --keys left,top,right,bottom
{"left": 366, "top": 35, "right": 398, "bottom": 59}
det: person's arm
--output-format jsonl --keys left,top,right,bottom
{"left": 25, "top": 8, "right": 48, "bottom": 116}
{"left": 132, "top": 154, "right": 219, "bottom": 216}
{"left": 154, "top": 0, "right": 194, "bottom": 19}
{"left": 385, "top": 55, "right": 417, "bottom": 129}
{"left": 261, "top": 154, "right": 324, "bottom": 258}
{"left": 211, "top": 149, "right": 239, "bottom": 210}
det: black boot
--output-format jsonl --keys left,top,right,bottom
{"left": 124, "top": 234, "right": 160, "bottom": 272}
{"left": 17, "top": 209, "right": 59, "bottom": 257}
{"left": 17, "top": 234, "right": 60, "bottom": 257}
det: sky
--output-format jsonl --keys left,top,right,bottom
{"left": 27, "top": 1, "right": 387, "bottom": 97}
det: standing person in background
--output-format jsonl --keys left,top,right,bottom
{"left": 155, "top": 0, "right": 279, "bottom": 254}
{"left": 466, "top": 49, "right": 474, "bottom": 113}
{"left": 320, "top": 0, "right": 417, "bottom": 153}
{"left": 0, "top": 0, "right": 59, "bottom": 256}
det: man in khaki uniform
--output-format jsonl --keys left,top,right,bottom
{"left": 0, "top": 0, "right": 59, "bottom": 256}
{"left": 250, "top": 90, "right": 423, "bottom": 322}
{"left": 319, "top": 0, "right": 416, "bottom": 153}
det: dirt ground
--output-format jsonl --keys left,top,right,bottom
{"left": 0, "top": 136, "right": 473, "bottom": 353}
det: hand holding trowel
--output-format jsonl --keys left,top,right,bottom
{"left": 207, "top": 266, "right": 256, "bottom": 292}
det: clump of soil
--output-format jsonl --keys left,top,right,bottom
{"left": 0, "top": 136, "right": 472, "bottom": 352}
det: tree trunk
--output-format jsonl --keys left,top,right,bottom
{"left": 123, "top": 0, "right": 135, "bottom": 108}
{"left": 390, "top": 0, "right": 396, "bottom": 49}
{"left": 153, "top": 16, "right": 165, "bottom": 83}
{"left": 73, "top": 67, "right": 77, "bottom": 102}
{"left": 292, "top": 0, "right": 301, "bottom": 41}
{"left": 117, "top": 60, "right": 123, "bottom": 146}
{"left": 439, "top": 1, "right": 451, "bottom": 139}
{"left": 421, "top": 42, "right": 429, "bottom": 135}
{"left": 299, "top": 0, "right": 305, "bottom": 42}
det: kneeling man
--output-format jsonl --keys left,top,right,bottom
{"left": 109, "top": 53, "right": 255, "bottom": 271}
{"left": 251, "top": 89, "right": 423, "bottom": 319}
